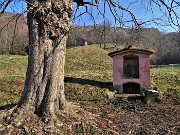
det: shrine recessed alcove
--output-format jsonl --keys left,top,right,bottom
{"left": 108, "top": 46, "right": 154, "bottom": 94}
{"left": 123, "top": 55, "right": 139, "bottom": 78}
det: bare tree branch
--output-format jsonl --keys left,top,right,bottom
{"left": 0, "top": 0, "right": 12, "bottom": 13}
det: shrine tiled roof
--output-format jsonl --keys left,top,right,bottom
{"left": 108, "top": 45, "right": 155, "bottom": 57}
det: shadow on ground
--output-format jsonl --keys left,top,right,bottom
{"left": 65, "top": 77, "right": 113, "bottom": 90}
{"left": 0, "top": 104, "right": 16, "bottom": 111}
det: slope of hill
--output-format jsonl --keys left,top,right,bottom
{"left": 0, "top": 45, "right": 179, "bottom": 104}
{"left": 0, "top": 12, "right": 26, "bottom": 24}
{"left": 0, "top": 45, "right": 180, "bottom": 134}
{"left": 0, "top": 45, "right": 112, "bottom": 105}
{"left": 65, "top": 45, "right": 112, "bottom": 79}
{"left": 65, "top": 45, "right": 113, "bottom": 102}
{"left": 1, "top": 12, "right": 180, "bottom": 64}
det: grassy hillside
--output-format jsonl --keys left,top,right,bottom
{"left": 65, "top": 45, "right": 112, "bottom": 81}
{"left": 65, "top": 46, "right": 113, "bottom": 102}
{"left": 0, "top": 45, "right": 180, "bottom": 106}
{"left": 0, "top": 45, "right": 180, "bottom": 134}
{"left": 0, "top": 46, "right": 112, "bottom": 105}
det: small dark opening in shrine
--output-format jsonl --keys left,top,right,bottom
{"left": 123, "top": 83, "right": 140, "bottom": 94}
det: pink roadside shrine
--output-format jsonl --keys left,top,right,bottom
{"left": 108, "top": 46, "right": 154, "bottom": 94}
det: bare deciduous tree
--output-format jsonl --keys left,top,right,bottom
{"left": 1, "top": 0, "right": 73, "bottom": 127}
{"left": 0, "top": 0, "right": 179, "bottom": 133}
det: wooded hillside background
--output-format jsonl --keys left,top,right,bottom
{"left": 0, "top": 12, "right": 180, "bottom": 65}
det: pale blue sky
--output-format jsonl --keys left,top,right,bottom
{"left": 3, "top": 0, "right": 180, "bottom": 32}
{"left": 73, "top": 0, "right": 180, "bottom": 32}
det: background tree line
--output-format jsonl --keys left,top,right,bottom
{"left": 0, "top": 12, "right": 28, "bottom": 55}
{"left": 0, "top": 13, "right": 179, "bottom": 65}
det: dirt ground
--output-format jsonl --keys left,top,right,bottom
{"left": 0, "top": 91, "right": 180, "bottom": 135}
{"left": 83, "top": 98, "right": 180, "bottom": 135}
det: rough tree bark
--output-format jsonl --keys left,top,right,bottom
{"left": 8, "top": 0, "right": 73, "bottom": 125}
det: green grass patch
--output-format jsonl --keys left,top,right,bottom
{"left": 0, "top": 55, "right": 27, "bottom": 105}
{"left": 151, "top": 66, "right": 180, "bottom": 91}
{"left": 0, "top": 45, "right": 179, "bottom": 106}
{"left": 65, "top": 46, "right": 112, "bottom": 103}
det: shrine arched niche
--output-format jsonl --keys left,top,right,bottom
{"left": 123, "top": 54, "right": 139, "bottom": 78}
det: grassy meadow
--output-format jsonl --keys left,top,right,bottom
{"left": 0, "top": 45, "right": 180, "bottom": 106}
{"left": 151, "top": 66, "right": 180, "bottom": 90}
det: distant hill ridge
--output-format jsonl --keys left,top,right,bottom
{"left": 0, "top": 12, "right": 27, "bottom": 24}
{"left": 0, "top": 12, "right": 179, "bottom": 64}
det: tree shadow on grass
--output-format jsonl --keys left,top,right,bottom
{"left": 0, "top": 78, "right": 112, "bottom": 111}
{"left": 0, "top": 103, "right": 17, "bottom": 111}
{"left": 64, "top": 77, "right": 113, "bottom": 90}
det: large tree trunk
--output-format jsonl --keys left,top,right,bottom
{"left": 11, "top": 0, "right": 73, "bottom": 123}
